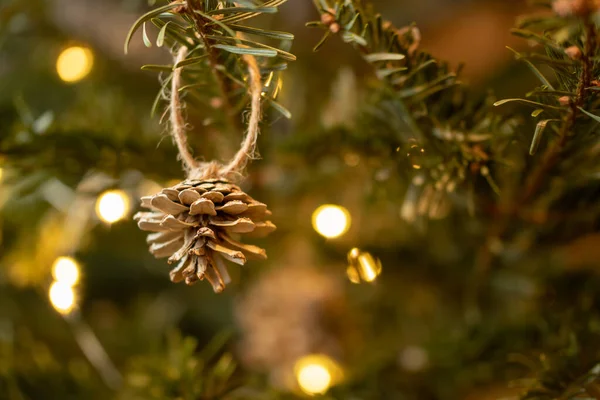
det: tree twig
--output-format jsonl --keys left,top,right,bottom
{"left": 469, "top": 16, "right": 597, "bottom": 313}
{"left": 188, "top": 2, "right": 242, "bottom": 136}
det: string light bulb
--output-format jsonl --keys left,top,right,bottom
{"left": 51, "top": 256, "right": 80, "bottom": 287}
{"left": 49, "top": 281, "right": 77, "bottom": 314}
{"left": 96, "top": 190, "right": 130, "bottom": 224}
{"left": 56, "top": 46, "right": 94, "bottom": 83}
{"left": 295, "top": 354, "right": 342, "bottom": 395}
{"left": 312, "top": 205, "right": 351, "bottom": 239}
{"left": 347, "top": 248, "right": 382, "bottom": 283}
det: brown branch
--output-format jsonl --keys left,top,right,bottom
{"left": 467, "top": 16, "right": 597, "bottom": 311}
{"left": 187, "top": 1, "right": 242, "bottom": 136}
{"left": 521, "top": 21, "right": 595, "bottom": 203}
{"left": 199, "top": 32, "right": 241, "bottom": 132}
{"left": 167, "top": 1, "right": 263, "bottom": 180}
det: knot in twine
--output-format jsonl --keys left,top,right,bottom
{"left": 170, "top": 46, "right": 262, "bottom": 181}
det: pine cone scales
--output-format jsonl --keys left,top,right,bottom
{"left": 134, "top": 179, "right": 275, "bottom": 292}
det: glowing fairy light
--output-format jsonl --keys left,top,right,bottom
{"left": 56, "top": 46, "right": 94, "bottom": 83}
{"left": 96, "top": 190, "right": 130, "bottom": 224}
{"left": 346, "top": 264, "right": 361, "bottom": 284}
{"left": 295, "top": 354, "right": 342, "bottom": 395}
{"left": 51, "top": 256, "right": 80, "bottom": 287}
{"left": 347, "top": 248, "right": 382, "bottom": 283}
{"left": 312, "top": 205, "right": 351, "bottom": 239}
{"left": 298, "top": 363, "right": 331, "bottom": 395}
{"left": 357, "top": 252, "right": 381, "bottom": 282}
{"left": 49, "top": 281, "right": 76, "bottom": 314}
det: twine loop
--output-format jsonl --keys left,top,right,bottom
{"left": 169, "top": 45, "right": 262, "bottom": 181}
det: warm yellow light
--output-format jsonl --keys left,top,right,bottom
{"left": 96, "top": 190, "right": 130, "bottom": 224}
{"left": 49, "top": 281, "right": 76, "bottom": 314}
{"left": 56, "top": 46, "right": 93, "bottom": 83}
{"left": 295, "top": 354, "right": 342, "bottom": 395}
{"left": 312, "top": 205, "right": 350, "bottom": 239}
{"left": 346, "top": 265, "right": 361, "bottom": 284}
{"left": 298, "top": 364, "right": 331, "bottom": 395}
{"left": 347, "top": 248, "right": 382, "bottom": 283}
{"left": 358, "top": 252, "right": 381, "bottom": 282}
{"left": 52, "top": 256, "right": 80, "bottom": 286}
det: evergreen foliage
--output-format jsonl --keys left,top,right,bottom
{"left": 2, "top": 0, "right": 600, "bottom": 399}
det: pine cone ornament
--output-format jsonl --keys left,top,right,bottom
{"left": 134, "top": 178, "right": 276, "bottom": 292}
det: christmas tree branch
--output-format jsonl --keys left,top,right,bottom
{"left": 521, "top": 18, "right": 596, "bottom": 204}
{"left": 188, "top": 0, "right": 241, "bottom": 134}
{"left": 473, "top": 3, "right": 600, "bottom": 312}
{"left": 125, "top": 0, "right": 294, "bottom": 176}
{"left": 308, "top": 0, "right": 514, "bottom": 222}
{"left": 120, "top": 331, "right": 242, "bottom": 399}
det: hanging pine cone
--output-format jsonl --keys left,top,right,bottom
{"left": 133, "top": 178, "right": 276, "bottom": 292}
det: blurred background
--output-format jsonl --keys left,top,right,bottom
{"left": 2, "top": 0, "right": 591, "bottom": 399}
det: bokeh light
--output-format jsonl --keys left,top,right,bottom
{"left": 312, "top": 205, "right": 351, "bottom": 238}
{"left": 49, "top": 281, "right": 76, "bottom": 314}
{"left": 346, "top": 264, "right": 361, "bottom": 284}
{"left": 298, "top": 363, "right": 331, "bottom": 395}
{"left": 51, "top": 256, "right": 80, "bottom": 287}
{"left": 295, "top": 354, "right": 342, "bottom": 395}
{"left": 359, "top": 252, "right": 382, "bottom": 282}
{"left": 347, "top": 248, "right": 382, "bottom": 283}
{"left": 96, "top": 190, "right": 130, "bottom": 224}
{"left": 398, "top": 346, "right": 429, "bottom": 372}
{"left": 56, "top": 46, "right": 94, "bottom": 83}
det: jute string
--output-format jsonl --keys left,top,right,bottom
{"left": 170, "top": 45, "right": 262, "bottom": 180}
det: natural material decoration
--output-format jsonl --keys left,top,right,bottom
{"left": 134, "top": 178, "right": 275, "bottom": 292}
{"left": 127, "top": 0, "right": 294, "bottom": 291}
